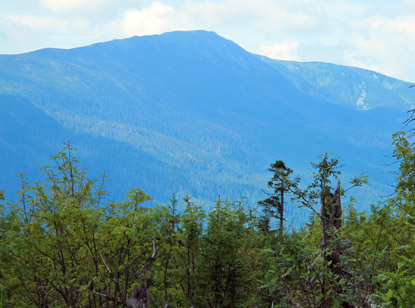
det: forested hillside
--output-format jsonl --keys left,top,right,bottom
{"left": 1, "top": 118, "right": 415, "bottom": 307}
{"left": 1, "top": 31, "right": 413, "bottom": 220}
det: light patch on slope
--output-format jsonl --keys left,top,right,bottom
{"left": 382, "top": 80, "right": 394, "bottom": 90}
{"left": 356, "top": 89, "right": 369, "bottom": 110}
{"left": 373, "top": 74, "right": 378, "bottom": 79}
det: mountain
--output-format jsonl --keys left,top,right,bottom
{"left": 0, "top": 30, "right": 413, "bottom": 223}
{"left": 265, "top": 59, "right": 414, "bottom": 111}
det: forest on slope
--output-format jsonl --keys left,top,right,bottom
{"left": 1, "top": 115, "right": 415, "bottom": 307}
{"left": 1, "top": 31, "right": 414, "bottom": 221}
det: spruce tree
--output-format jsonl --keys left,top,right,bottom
{"left": 259, "top": 160, "right": 299, "bottom": 240}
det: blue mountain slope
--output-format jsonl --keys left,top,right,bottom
{"left": 0, "top": 30, "right": 412, "bottom": 221}
{"left": 265, "top": 58, "right": 414, "bottom": 110}
{"left": 0, "top": 94, "right": 195, "bottom": 203}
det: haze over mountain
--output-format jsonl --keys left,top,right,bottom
{"left": 1, "top": 30, "right": 413, "bottom": 221}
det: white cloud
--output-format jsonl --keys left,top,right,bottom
{"left": 5, "top": 15, "right": 87, "bottom": 33}
{"left": 121, "top": 2, "right": 176, "bottom": 37}
{"left": 182, "top": 0, "right": 318, "bottom": 34}
{"left": 257, "top": 41, "right": 299, "bottom": 61}
{"left": 386, "top": 15, "right": 415, "bottom": 37}
{"left": 402, "top": 0, "right": 415, "bottom": 9}
{"left": 40, "top": 0, "right": 110, "bottom": 13}
{"left": 341, "top": 14, "right": 415, "bottom": 81}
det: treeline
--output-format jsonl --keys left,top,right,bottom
{"left": 1, "top": 127, "right": 415, "bottom": 307}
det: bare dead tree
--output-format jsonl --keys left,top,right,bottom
{"left": 92, "top": 237, "right": 158, "bottom": 308}
{"left": 320, "top": 181, "right": 353, "bottom": 308}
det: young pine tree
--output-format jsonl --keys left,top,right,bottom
{"left": 259, "top": 160, "right": 299, "bottom": 240}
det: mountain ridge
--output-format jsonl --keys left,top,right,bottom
{"left": 0, "top": 30, "right": 413, "bottom": 223}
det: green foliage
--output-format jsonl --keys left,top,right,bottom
{"left": 0, "top": 146, "right": 268, "bottom": 307}
{"left": 0, "top": 145, "right": 163, "bottom": 307}
{"left": 392, "top": 131, "right": 415, "bottom": 214}
{"left": 3, "top": 123, "right": 415, "bottom": 307}
{"left": 301, "top": 153, "right": 342, "bottom": 207}
{"left": 196, "top": 199, "right": 252, "bottom": 307}
{"left": 369, "top": 131, "right": 415, "bottom": 307}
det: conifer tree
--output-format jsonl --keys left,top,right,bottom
{"left": 259, "top": 160, "right": 299, "bottom": 240}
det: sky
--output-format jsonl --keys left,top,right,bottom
{"left": 1, "top": 0, "right": 414, "bottom": 82}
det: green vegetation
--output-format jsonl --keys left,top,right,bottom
{"left": 1, "top": 119, "right": 415, "bottom": 307}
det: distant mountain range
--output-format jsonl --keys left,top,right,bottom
{"left": 1, "top": 30, "right": 413, "bottom": 223}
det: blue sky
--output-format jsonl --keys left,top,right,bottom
{"left": 1, "top": 0, "right": 414, "bottom": 82}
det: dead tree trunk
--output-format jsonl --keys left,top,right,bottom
{"left": 321, "top": 180, "right": 342, "bottom": 267}
{"left": 126, "top": 279, "right": 152, "bottom": 308}
{"left": 126, "top": 238, "right": 158, "bottom": 308}
{"left": 320, "top": 180, "right": 352, "bottom": 308}
{"left": 92, "top": 238, "right": 159, "bottom": 308}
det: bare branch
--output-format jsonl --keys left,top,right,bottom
{"left": 92, "top": 290, "right": 126, "bottom": 306}
{"left": 92, "top": 290, "right": 107, "bottom": 297}
{"left": 151, "top": 236, "right": 157, "bottom": 259}
{"left": 100, "top": 253, "right": 112, "bottom": 275}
